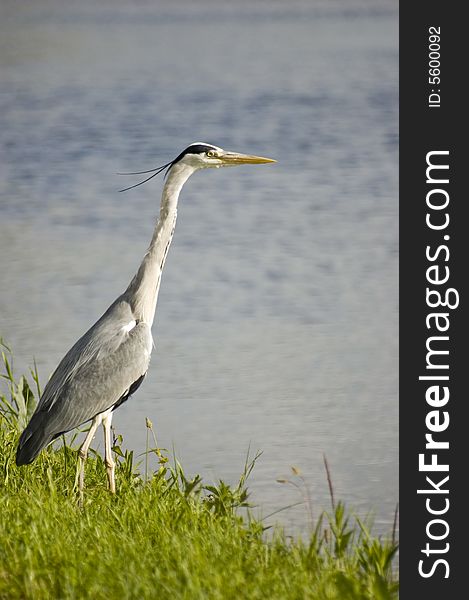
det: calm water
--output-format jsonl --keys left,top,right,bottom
{"left": 0, "top": 1, "right": 398, "bottom": 535}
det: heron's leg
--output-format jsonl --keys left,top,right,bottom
{"left": 75, "top": 414, "right": 102, "bottom": 501}
{"left": 102, "top": 410, "right": 116, "bottom": 494}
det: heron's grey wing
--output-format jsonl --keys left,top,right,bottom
{"left": 18, "top": 297, "right": 152, "bottom": 460}
{"left": 47, "top": 321, "right": 152, "bottom": 432}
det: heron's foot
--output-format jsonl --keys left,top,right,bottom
{"left": 105, "top": 457, "right": 116, "bottom": 494}
{"left": 74, "top": 449, "right": 87, "bottom": 507}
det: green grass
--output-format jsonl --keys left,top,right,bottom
{"left": 0, "top": 341, "right": 398, "bottom": 599}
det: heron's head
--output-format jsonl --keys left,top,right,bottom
{"left": 118, "top": 142, "right": 275, "bottom": 192}
{"left": 171, "top": 142, "right": 276, "bottom": 170}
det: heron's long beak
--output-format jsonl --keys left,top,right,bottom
{"left": 220, "top": 151, "right": 276, "bottom": 165}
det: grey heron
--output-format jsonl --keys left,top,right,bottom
{"left": 15, "top": 142, "right": 275, "bottom": 494}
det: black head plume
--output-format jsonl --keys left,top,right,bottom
{"left": 117, "top": 161, "right": 173, "bottom": 192}
{"left": 117, "top": 143, "right": 220, "bottom": 192}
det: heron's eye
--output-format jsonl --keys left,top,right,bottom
{"left": 206, "top": 151, "right": 217, "bottom": 158}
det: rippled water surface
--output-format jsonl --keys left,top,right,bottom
{"left": 0, "top": 1, "right": 398, "bottom": 534}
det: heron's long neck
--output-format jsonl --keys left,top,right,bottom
{"left": 125, "top": 163, "right": 196, "bottom": 325}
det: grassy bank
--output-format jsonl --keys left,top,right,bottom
{"left": 0, "top": 343, "right": 398, "bottom": 599}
